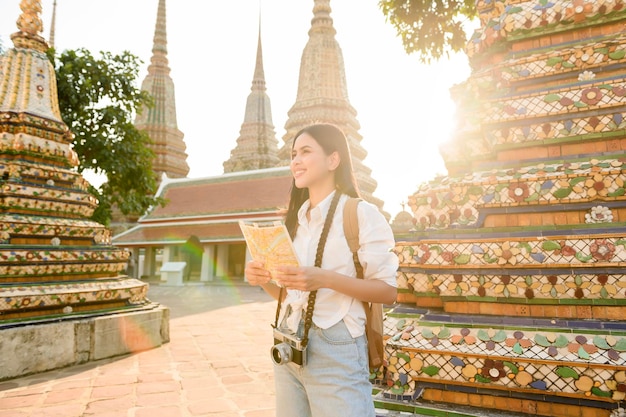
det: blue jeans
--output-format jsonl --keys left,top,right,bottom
{"left": 273, "top": 320, "right": 374, "bottom": 417}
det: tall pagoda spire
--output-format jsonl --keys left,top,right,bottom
{"left": 135, "top": 0, "right": 189, "bottom": 180}
{"left": 277, "top": 0, "right": 386, "bottom": 215}
{"left": 48, "top": 0, "right": 57, "bottom": 49}
{"left": 223, "top": 18, "right": 279, "bottom": 173}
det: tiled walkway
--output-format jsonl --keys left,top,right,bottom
{"left": 0, "top": 282, "right": 524, "bottom": 417}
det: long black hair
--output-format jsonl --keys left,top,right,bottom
{"left": 284, "top": 124, "right": 361, "bottom": 238}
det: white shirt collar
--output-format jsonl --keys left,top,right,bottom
{"left": 297, "top": 190, "right": 337, "bottom": 225}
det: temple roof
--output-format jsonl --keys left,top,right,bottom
{"left": 113, "top": 167, "right": 292, "bottom": 245}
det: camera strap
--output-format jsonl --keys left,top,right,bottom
{"left": 273, "top": 191, "right": 342, "bottom": 349}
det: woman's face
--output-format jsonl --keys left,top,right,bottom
{"left": 290, "top": 133, "right": 338, "bottom": 190}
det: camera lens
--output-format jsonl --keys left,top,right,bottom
{"left": 271, "top": 343, "right": 292, "bottom": 365}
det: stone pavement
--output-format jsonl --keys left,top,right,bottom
{"left": 0, "top": 282, "right": 523, "bottom": 417}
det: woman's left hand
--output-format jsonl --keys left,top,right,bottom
{"left": 274, "top": 266, "right": 327, "bottom": 291}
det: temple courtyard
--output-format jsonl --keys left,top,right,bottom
{"left": 0, "top": 282, "right": 522, "bottom": 417}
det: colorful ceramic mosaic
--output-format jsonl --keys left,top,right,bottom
{"left": 387, "top": 0, "right": 626, "bottom": 414}
{"left": 383, "top": 315, "right": 626, "bottom": 401}
{"left": 0, "top": 247, "right": 129, "bottom": 276}
{"left": 486, "top": 111, "right": 626, "bottom": 147}
{"left": 493, "top": 35, "right": 626, "bottom": 84}
{"left": 0, "top": 132, "right": 76, "bottom": 161}
{"left": 398, "top": 271, "right": 626, "bottom": 301}
{"left": 0, "top": 214, "right": 110, "bottom": 242}
{"left": 0, "top": 48, "right": 62, "bottom": 122}
{"left": 467, "top": 0, "right": 626, "bottom": 58}
{"left": 0, "top": 278, "right": 148, "bottom": 311}
{"left": 396, "top": 235, "right": 626, "bottom": 268}
{"left": 408, "top": 157, "right": 626, "bottom": 230}
{"left": 0, "top": 1, "right": 148, "bottom": 320}
{"left": 483, "top": 78, "right": 626, "bottom": 123}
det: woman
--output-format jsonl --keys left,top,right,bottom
{"left": 245, "top": 123, "right": 398, "bottom": 417}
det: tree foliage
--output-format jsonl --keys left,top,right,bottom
{"left": 48, "top": 48, "right": 163, "bottom": 225}
{"left": 379, "top": 0, "right": 477, "bottom": 63}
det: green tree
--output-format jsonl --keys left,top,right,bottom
{"left": 379, "top": 0, "right": 477, "bottom": 63}
{"left": 48, "top": 48, "right": 163, "bottom": 225}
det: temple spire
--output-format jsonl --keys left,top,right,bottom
{"left": 48, "top": 0, "right": 57, "bottom": 49}
{"left": 134, "top": 0, "right": 189, "bottom": 180}
{"left": 277, "top": 0, "right": 386, "bottom": 215}
{"left": 223, "top": 14, "right": 280, "bottom": 173}
{"left": 11, "top": 0, "right": 48, "bottom": 52}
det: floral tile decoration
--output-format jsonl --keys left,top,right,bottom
{"left": 0, "top": 19, "right": 150, "bottom": 322}
{"left": 384, "top": 0, "right": 626, "bottom": 415}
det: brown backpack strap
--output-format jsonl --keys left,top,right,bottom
{"left": 343, "top": 198, "right": 363, "bottom": 279}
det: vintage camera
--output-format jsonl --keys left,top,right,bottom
{"left": 270, "top": 328, "right": 307, "bottom": 367}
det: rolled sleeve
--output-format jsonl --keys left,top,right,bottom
{"left": 356, "top": 201, "right": 399, "bottom": 287}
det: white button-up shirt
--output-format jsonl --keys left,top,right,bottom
{"left": 279, "top": 191, "right": 399, "bottom": 337}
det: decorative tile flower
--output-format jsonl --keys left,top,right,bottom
{"left": 567, "top": 335, "right": 599, "bottom": 359}
{"left": 508, "top": 182, "right": 529, "bottom": 202}
{"left": 590, "top": 239, "right": 616, "bottom": 261}
{"left": 477, "top": 328, "right": 507, "bottom": 351}
{"left": 541, "top": 275, "right": 568, "bottom": 298}
{"left": 494, "top": 275, "right": 519, "bottom": 297}
{"left": 448, "top": 274, "right": 470, "bottom": 295}
{"left": 585, "top": 206, "right": 613, "bottom": 224}
{"left": 578, "top": 70, "right": 596, "bottom": 81}
{"left": 585, "top": 173, "right": 611, "bottom": 197}
{"left": 450, "top": 328, "right": 477, "bottom": 345}
{"left": 480, "top": 359, "right": 506, "bottom": 382}
{"left": 590, "top": 274, "right": 618, "bottom": 298}
{"left": 573, "top": 0, "right": 594, "bottom": 22}
{"left": 506, "top": 331, "right": 533, "bottom": 355}
{"left": 421, "top": 327, "right": 450, "bottom": 347}
{"left": 535, "top": 332, "right": 570, "bottom": 357}
{"left": 580, "top": 87, "right": 603, "bottom": 105}
{"left": 493, "top": 242, "right": 521, "bottom": 266}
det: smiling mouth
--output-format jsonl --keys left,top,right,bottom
{"left": 293, "top": 169, "right": 306, "bottom": 177}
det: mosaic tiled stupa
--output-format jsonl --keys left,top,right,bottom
{"left": 382, "top": 1, "right": 626, "bottom": 416}
{"left": 0, "top": 1, "right": 151, "bottom": 322}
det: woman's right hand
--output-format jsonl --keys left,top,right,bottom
{"left": 245, "top": 261, "right": 272, "bottom": 286}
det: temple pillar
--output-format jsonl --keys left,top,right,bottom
{"left": 128, "top": 247, "right": 140, "bottom": 279}
{"left": 215, "top": 244, "right": 229, "bottom": 279}
{"left": 160, "top": 246, "right": 172, "bottom": 282}
{"left": 143, "top": 247, "right": 156, "bottom": 278}
{"left": 200, "top": 245, "right": 215, "bottom": 282}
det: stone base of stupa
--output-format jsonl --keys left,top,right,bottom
{"left": 0, "top": 303, "right": 169, "bottom": 380}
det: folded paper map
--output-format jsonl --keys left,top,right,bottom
{"left": 239, "top": 220, "right": 300, "bottom": 283}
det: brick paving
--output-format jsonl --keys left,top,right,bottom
{"left": 0, "top": 283, "right": 276, "bottom": 417}
{"left": 0, "top": 282, "right": 521, "bottom": 417}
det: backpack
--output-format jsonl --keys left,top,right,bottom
{"left": 343, "top": 198, "right": 385, "bottom": 370}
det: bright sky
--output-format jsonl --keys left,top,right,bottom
{"left": 0, "top": 0, "right": 474, "bottom": 218}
